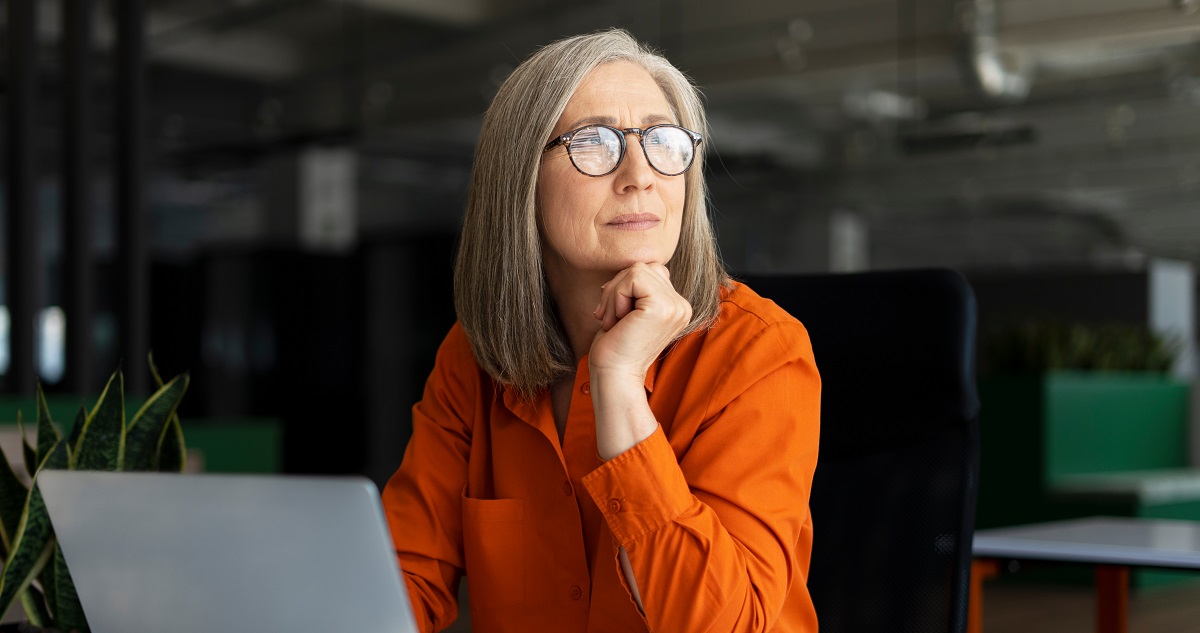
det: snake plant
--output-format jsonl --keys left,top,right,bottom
{"left": 0, "top": 357, "right": 189, "bottom": 633}
{"left": 987, "top": 320, "right": 1181, "bottom": 373}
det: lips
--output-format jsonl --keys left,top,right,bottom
{"left": 606, "top": 213, "right": 660, "bottom": 230}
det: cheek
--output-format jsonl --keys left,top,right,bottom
{"left": 537, "top": 176, "right": 583, "bottom": 252}
{"left": 538, "top": 163, "right": 584, "bottom": 216}
{"left": 536, "top": 166, "right": 568, "bottom": 228}
{"left": 665, "top": 180, "right": 687, "bottom": 218}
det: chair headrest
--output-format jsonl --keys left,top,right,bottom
{"left": 740, "top": 269, "right": 980, "bottom": 456}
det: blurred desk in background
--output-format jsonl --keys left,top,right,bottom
{"left": 971, "top": 517, "right": 1200, "bottom": 633}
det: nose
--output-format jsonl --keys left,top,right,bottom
{"left": 613, "top": 131, "right": 655, "bottom": 192}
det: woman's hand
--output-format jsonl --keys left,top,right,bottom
{"left": 588, "top": 262, "right": 691, "bottom": 460}
{"left": 589, "top": 262, "right": 693, "bottom": 386}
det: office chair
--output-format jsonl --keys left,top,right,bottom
{"left": 741, "top": 269, "right": 980, "bottom": 633}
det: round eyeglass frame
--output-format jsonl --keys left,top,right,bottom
{"left": 543, "top": 124, "right": 704, "bottom": 177}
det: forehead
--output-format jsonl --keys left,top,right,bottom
{"left": 556, "top": 61, "right": 674, "bottom": 127}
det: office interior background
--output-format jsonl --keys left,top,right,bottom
{"left": 0, "top": 0, "right": 1198, "bottom": 492}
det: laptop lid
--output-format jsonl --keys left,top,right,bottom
{"left": 38, "top": 471, "right": 417, "bottom": 633}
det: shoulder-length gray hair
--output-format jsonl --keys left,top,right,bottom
{"left": 454, "top": 28, "right": 729, "bottom": 396}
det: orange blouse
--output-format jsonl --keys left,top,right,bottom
{"left": 381, "top": 281, "right": 821, "bottom": 633}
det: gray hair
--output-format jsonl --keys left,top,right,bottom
{"left": 454, "top": 28, "right": 729, "bottom": 396}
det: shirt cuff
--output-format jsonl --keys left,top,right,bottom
{"left": 580, "top": 426, "right": 693, "bottom": 546}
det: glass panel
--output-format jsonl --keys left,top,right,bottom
{"left": 0, "top": 307, "right": 8, "bottom": 376}
{"left": 38, "top": 306, "right": 65, "bottom": 384}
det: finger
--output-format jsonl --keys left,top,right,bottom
{"left": 594, "top": 272, "right": 623, "bottom": 320}
{"left": 609, "top": 264, "right": 660, "bottom": 325}
{"left": 598, "top": 263, "right": 676, "bottom": 330}
{"left": 612, "top": 280, "right": 636, "bottom": 321}
{"left": 594, "top": 283, "right": 607, "bottom": 320}
{"left": 604, "top": 280, "right": 629, "bottom": 330}
{"left": 598, "top": 268, "right": 632, "bottom": 330}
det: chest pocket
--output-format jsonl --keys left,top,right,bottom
{"left": 461, "top": 491, "right": 525, "bottom": 611}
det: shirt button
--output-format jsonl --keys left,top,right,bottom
{"left": 607, "top": 499, "right": 622, "bottom": 513}
{"left": 562, "top": 480, "right": 574, "bottom": 496}
{"left": 569, "top": 585, "right": 582, "bottom": 600}
{"left": 581, "top": 382, "right": 591, "bottom": 395}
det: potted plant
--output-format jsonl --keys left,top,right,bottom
{"left": 985, "top": 320, "right": 1179, "bottom": 374}
{"left": 0, "top": 357, "right": 189, "bottom": 633}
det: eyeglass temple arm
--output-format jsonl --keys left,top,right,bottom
{"left": 543, "top": 135, "right": 570, "bottom": 152}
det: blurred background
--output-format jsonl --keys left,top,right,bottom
{"left": 0, "top": 0, "right": 1198, "bottom": 487}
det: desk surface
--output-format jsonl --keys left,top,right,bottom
{"left": 974, "top": 517, "right": 1200, "bottom": 570}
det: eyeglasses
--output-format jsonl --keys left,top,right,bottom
{"left": 543, "top": 124, "right": 703, "bottom": 177}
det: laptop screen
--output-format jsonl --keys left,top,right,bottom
{"left": 39, "top": 471, "right": 418, "bottom": 633}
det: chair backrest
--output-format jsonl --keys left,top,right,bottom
{"left": 742, "top": 269, "right": 980, "bottom": 633}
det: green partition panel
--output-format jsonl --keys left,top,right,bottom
{"left": 979, "top": 372, "right": 1191, "bottom": 529}
{"left": 1044, "top": 372, "right": 1190, "bottom": 481}
{"left": 185, "top": 418, "right": 282, "bottom": 473}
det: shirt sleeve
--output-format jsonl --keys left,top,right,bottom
{"left": 380, "top": 325, "right": 476, "bottom": 633}
{"left": 580, "top": 320, "right": 821, "bottom": 633}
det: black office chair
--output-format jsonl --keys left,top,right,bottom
{"left": 741, "top": 269, "right": 980, "bottom": 633}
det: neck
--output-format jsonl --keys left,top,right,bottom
{"left": 544, "top": 263, "right": 609, "bottom": 364}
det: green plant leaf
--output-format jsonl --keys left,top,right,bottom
{"left": 157, "top": 416, "right": 187, "bottom": 473}
{"left": 36, "top": 551, "right": 56, "bottom": 626}
{"left": 0, "top": 533, "right": 54, "bottom": 626}
{"left": 0, "top": 443, "right": 67, "bottom": 622}
{"left": 0, "top": 438, "right": 30, "bottom": 556}
{"left": 125, "top": 374, "right": 189, "bottom": 472}
{"left": 148, "top": 353, "right": 188, "bottom": 472}
{"left": 38, "top": 436, "right": 67, "bottom": 472}
{"left": 75, "top": 371, "right": 126, "bottom": 472}
{"left": 31, "top": 498, "right": 68, "bottom": 626}
{"left": 52, "top": 543, "right": 87, "bottom": 633}
{"left": 147, "top": 351, "right": 166, "bottom": 389}
{"left": 35, "top": 385, "right": 63, "bottom": 472}
{"left": 17, "top": 413, "right": 37, "bottom": 481}
{"left": 67, "top": 406, "right": 86, "bottom": 468}
{"left": 19, "top": 584, "right": 50, "bottom": 628}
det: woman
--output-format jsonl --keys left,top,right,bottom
{"left": 382, "top": 29, "right": 821, "bottom": 633}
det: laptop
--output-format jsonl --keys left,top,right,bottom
{"left": 38, "top": 470, "right": 419, "bottom": 633}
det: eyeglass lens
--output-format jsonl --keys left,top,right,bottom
{"left": 568, "top": 126, "right": 695, "bottom": 176}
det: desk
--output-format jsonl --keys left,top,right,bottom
{"left": 969, "top": 517, "right": 1200, "bottom": 633}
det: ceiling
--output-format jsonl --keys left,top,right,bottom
{"left": 9, "top": 0, "right": 1200, "bottom": 268}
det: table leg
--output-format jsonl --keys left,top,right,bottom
{"left": 968, "top": 558, "right": 1000, "bottom": 633}
{"left": 1095, "top": 565, "right": 1129, "bottom": 633}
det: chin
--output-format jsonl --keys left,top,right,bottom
{"left": 610, "top": 248, "right": 672, "bottom": 270}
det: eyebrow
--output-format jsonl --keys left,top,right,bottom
{"left": 562, "top": 113, "right": 676, "bottom": 131}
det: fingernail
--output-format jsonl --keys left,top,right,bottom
{"left": 594, "top": 302, "right": 602, "bottom": 317}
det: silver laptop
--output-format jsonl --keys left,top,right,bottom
{"left": 38, "top": 471, "right": 418, "bottom": 633}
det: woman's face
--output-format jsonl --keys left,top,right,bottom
{"left": 537, "top": 61, "right": 686, "bottom": 281}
